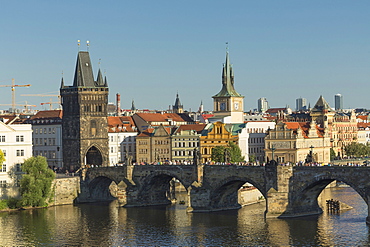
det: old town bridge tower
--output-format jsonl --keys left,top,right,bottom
{"left": 60, "top": 51, "right": 109, "bottom": 170}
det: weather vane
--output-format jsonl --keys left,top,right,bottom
{"left": 87, "top": 40, "right": 90, "bottom": 51}
{"left": 77, "top": 40, "right": 81, "bottom": 51}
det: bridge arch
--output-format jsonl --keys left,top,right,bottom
{"left": 137, "top": 170, "right": 191, "bottom": 206}
{"left": 208, "top": 176, "right": 266, "bottom": 211}
{"left": 87, "top": 176, "right": 118, "bottom": 202}
{"left": 288, "top": 174, "right": 369, "bottom": 217}
{"left": 84, "top": 144, "right": 104, "bottom": 166}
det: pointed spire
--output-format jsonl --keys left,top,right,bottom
{"left": 173, "top": 92, "right": 183, "bottom": 113}
{"left": 103, "top": 76, "right": 108, "bottom": 87}
{"left": 131, "top": 99, "right": 136, "bottom": 111}
{"left": 213, "top": 50, "right": 242, "bottom": 98}
{"left": 96, "top": 69, "right": 104, "bottom": 86}
{"left": 312, "top": 95, "right": 334, "bottom": 112}
{"left": 73, "top": 51, "right": 95, "bottom": 87}
{"left": 60, "top": 77, "right": 65, "bottom": 89}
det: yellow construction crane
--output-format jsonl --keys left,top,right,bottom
{"left": 40, "top": 99, "right": 60, "bottom": 110}
{"left": 0, "top": 103, "right": 36, "bottom": 113}
{"left": 21, "top": 93, "right": 61, "bottom": 109}
{"left": 0, "top": 78, "right": 31, "bottom": 112}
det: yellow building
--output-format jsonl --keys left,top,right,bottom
{"left": 200, "top": 122, "right": 238, "bottom": 163}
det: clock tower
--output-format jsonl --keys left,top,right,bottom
{"left": 212, "top": 51, "right": 244, "bottom": 123}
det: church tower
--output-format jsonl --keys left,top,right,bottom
{"left": 212, "top": 50, "right": 244, "bottom": 123}
{"left": 172, "top": 92, "right": 184, "bottom": 113}
{"left": 60, "top": 51, "right": 109, "bottom": 170}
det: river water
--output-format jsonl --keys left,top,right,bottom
{"left": 0, "top": 187, "right": 368, "bottom": 246}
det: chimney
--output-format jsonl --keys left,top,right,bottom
{"left": 116, "top": 93, "right": 121, "bottom": 116}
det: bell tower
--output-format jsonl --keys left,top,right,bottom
{"left": 60, "top": 51, "right": 109, "bottom": 170}
{"left": 212, "top": 50, "right": 244, "bottom": 123}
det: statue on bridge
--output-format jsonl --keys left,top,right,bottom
{"left": 224, "top": 148, "right": 231, "bottom": 164}
{"left": 193, "top": 148, "right": 201, "bottom": 165}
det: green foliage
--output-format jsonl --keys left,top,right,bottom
{"left": 6, "top": 198, "right": 22, "bottom": 209}
{"left": 0, "top": 200, "right": 7, "bottom": 210}
{"left": 211, "top": 142, "right": 245, "bottom": 163}
{"left": 20, "top": 156, "right": 55, "bottom": 207}
{"left": 249, "top": 154, "right": 256, "bottom": 163}
{"left": 211, "top": 146, "right": 225, "bottom": 162}
{"left": 330, "top": 148, "right": 336, "bottom": 161}
{"left": 228, "top": 142, "right": 245, "bottom": 163}
{"left": 0, "top": 149, "right": 5, "bottom": 170}
{"left": 344, "top": 142, "right": 370, "bottom": 157}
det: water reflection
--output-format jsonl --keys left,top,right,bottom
{"left": 0, "top": 187, "right": 368, "bottom": 246}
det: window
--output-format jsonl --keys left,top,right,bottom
{"left": 0, "top": 180, "right": 7, "bottom": 188}
{"left": 0, "top": 136, "right": 5, "bottom": 142}
{"left": 16, "top": 164, "right": 22, "bottom": 172}
{"left": 1, "top": 164, "right": 6, "bottom": 172}
{"left": 16, "top": 150, "right": 24, "bottom": 156}
{"left": 2, "top": 150, "right": 6, "bottom": 156}
{"left": 35, "top": 128, "right": 38, "bottom": 134}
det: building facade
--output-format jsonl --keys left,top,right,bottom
{"left": 200, "top": 122, "right": 238, "bottom": 163}
{"left": 265, "top": 121, "right": 331, "bottom": 164}
{"left": 60, "top": 51, "right": 109, "bottom": 170}
{"left": 26, "top": 110, "right": 63, "bottom": 168}
{"left": 108, "top": 116, "right": 137, "bottom": 165}
{"left": 136, "top": 125, "right": 172, "bottom": 163}
{"left": 0, "top": 119, "right": 32, "bottom": 198}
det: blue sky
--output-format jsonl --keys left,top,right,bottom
{"left": 1, "top": 1, "right": 370, "bottom": 112}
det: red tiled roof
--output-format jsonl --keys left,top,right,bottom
{"left": 357, "top": 115, "right": 368, "bottom": 121}
{"left": 30, "top": 110, "right": 63, "bottom": 120}
{"left": 175, "top": 124, "right": 206, "bottom": 134}
{"left": 107, "top": 116, "right": 136, "bottom": 133}
{"left": 358, "top": 122, "right": 370, "bottom": 129}
{"left": 284, "top": 122, "right": 324, "bottom": 138}
{"left": 266, "top": 108, "right": 286, "bottom": 114}
{"left": 135, "top": 113, "right": 189, "bottom": 123}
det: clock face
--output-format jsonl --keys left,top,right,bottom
{"left": 234, "top": 102, "right": 239, "bottom": 110}
{"left": 220, "top": 102, "right": 226, "bottom": 111}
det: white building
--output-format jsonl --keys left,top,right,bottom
{"left": 0, "top": 117, "right": 32, "bottom": 198}
{"left": 108, "top": 116, "right": 138, "bottom": 166}
{"left": 26, "top": 110, "right": 63, "bottom": 168}
{"left": 237, "top": 121, "right": 276, "bottom": 163}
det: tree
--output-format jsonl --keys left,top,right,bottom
{"left": 20, "top": 156, "right": 55, "bottom": 207}
{"left": 0, "top": 150, "right": 5, "bottom": 170}
{"left": 330, "top": 148, "right": 336, "bottom": 161}
{"left": 211, "top": 146, "right": 225, "bottom": 162}
{"left": 228, "top": 142, "right": 244, "bottom": 163}
{"left": 211, "top": 142, "right": 245, "bottom": 163}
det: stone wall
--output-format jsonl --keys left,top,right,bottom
{"left": 51, "top": 177, "right": 80, "bottom": 206}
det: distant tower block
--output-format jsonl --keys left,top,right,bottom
{"left": 335, "top": 94, "right": 343, "bottom": 111}
{"left": 173, "top": 92, "right": 184, "bottom": 113}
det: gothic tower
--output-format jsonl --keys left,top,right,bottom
{"left": 212, "top": 50, "right": 244, "bottom": 123}
{"left": 172, "top": 92, "right": 184, "bottom": 113}
{"left": 60, "top": 51, "right": 109, "bottom": 170}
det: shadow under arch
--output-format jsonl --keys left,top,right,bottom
{"left": 209, "top": 176, "right": 267, "bottom": 211}
{"left": 137, "top": 171, "right": 190, "bottom": 207}
{"left": 88, "top": 176, "right": 117, "bottom": 202}
{"left": 287, "top": 176, "right": 369, "bottom": 217}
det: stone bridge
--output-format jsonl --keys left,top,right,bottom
{"left": 76, "top": 164, "right": 370, "bottom": 224}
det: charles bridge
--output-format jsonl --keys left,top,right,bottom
{"left": 76, "top": 164, "right": 370, "bottom": 224}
